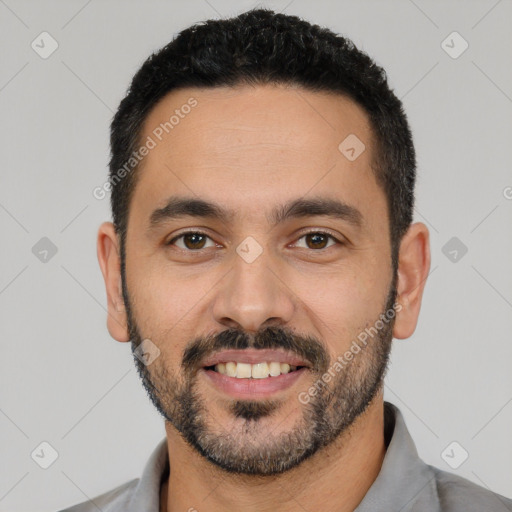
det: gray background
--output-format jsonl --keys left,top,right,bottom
{"left": 1, "top": 0, "right": 511, "bottom": 510}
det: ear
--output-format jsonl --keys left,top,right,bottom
{"left": 393, "top": 222, "right": 431, "bottom": 339}
{"left": 97, "top": 222, "right": 130, "bottom": 342}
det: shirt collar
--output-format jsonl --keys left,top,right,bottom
{"left": 355, "top": 401, "right": 439, "bottom": 511}
{"left": 127, "top": 435, "right": 169, "bottom": 511}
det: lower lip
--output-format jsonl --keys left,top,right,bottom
{"left": 201, "top": 367, "right": 308, "bottom": 399}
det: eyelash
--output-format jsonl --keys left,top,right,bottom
{"left": 166, "top": 230, "right": 342, "bottom": 251}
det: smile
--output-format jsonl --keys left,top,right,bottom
{"left": 201, "top": 366, "right": 308, "bottom": 399}
{"left": 206, "top": 361, "right": 303, "bottom": 379}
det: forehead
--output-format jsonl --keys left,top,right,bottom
{"left": 140, "top": 83, "right": 373, "bottom": 163}
{"left": 130, "top": 83, "right": 384, "bottom": 228}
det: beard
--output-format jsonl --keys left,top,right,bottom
{"left": 122, "top": 268, "right": 397, "bottom": 476}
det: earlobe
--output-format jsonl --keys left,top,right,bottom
{"left": 97, "top": 222, "right": 130, "bottom": 342}
{"left": 393, "top": 222, "right": 431, "bottom": 340}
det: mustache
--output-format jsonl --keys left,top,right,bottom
{"left": 182, "top": 325, "right": 329, "bottom": 374}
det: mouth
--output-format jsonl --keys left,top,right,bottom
{"left": 200, "top": 349, "right": 310, "bottom": 399}
{"left": 204, "top": 361, "right": 306, "bottom": 379}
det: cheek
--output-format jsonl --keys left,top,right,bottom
{"left": 293, "top": 261, "right": 389, "bottom": 346}
{"left": 128, "top": 263, "right": 216, "bottom": 338}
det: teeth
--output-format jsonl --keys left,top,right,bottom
{"left": 269, "top": 361, "right": 281, "bottom": 377}
{"left": 251, "top": 362, "right": 269, "bottom": 379}
{"left": 213, "top": 361, "right": 302, "bottom": 378}
{"left": 236, "top": 362, "right": 252, "bottom": 379}
{"left": 225, "top": 362, "right": 237, "bottom": 377}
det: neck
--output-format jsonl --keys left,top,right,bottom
{"left": 161, "top": 391, "right": 386, "bottom": 512}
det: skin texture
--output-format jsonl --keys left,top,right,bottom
{"left": 97, "top": 84, "right": 431, "bottom": 512}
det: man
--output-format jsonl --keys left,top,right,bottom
{"left": 61, "top": 8, "right": 512, "bottom": 512}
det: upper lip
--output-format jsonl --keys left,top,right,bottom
{"left": 201, "top": 349, "right": 311, "bottom": 368}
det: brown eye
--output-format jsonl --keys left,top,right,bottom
{"left": 295, "top": 232, "right": 338, "bottom": 250}
{"left": 306, "top": 233, "right": 328, "bottom": 249}
{"left": 168, "top": 232, "right": 215, "bottom": 250}
{"left": 183, "top": 233, "right": 206, "bottom": 249}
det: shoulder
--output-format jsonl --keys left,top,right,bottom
{"left": 57, "top": 478, "right": 138, "bottom": 512}
{"left": 430, "top": 466, "right": 512, "bottom": 511}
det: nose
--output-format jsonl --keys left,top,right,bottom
{"left": 211, "top": 248, "right": 295, "bottom": 333}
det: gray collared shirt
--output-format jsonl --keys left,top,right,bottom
{"left": 59, "top": 402, "right": 512, "bottom": 511}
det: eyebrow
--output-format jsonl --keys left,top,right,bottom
{"left": 149, "top": 195, "right": 363, "bottom": 230}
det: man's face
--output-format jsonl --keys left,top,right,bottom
{"left": 122, "top": 84, "right": 396, "bottom": 475}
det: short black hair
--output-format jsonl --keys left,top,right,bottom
{"left": 109, "top": 8, "right": 416, "bottom": 270}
